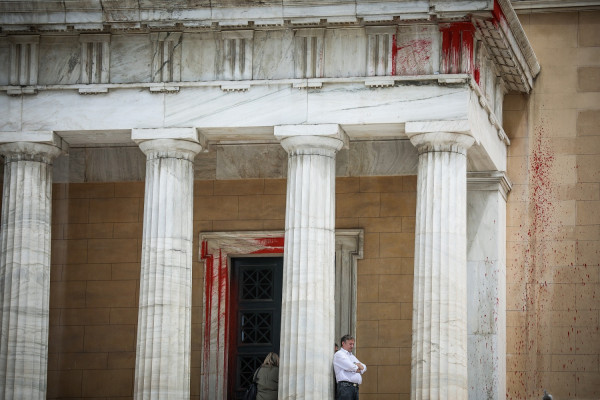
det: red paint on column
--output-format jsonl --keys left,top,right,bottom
{"left": 439, "top": 22, "right": 476, "bottom": 76}
{"left": 391, "top": 34, "right": 398, "bottom": 76}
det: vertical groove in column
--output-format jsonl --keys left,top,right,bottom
{"left": 0, "top": 143, "right": 61, "bottom": 400}
{"left": 278, "top": 136, "right": 343, "bottom": 400}
{"left": 134, "top": 139, "right": 201, "bottom": 400}
{"left": 410, "top": 134, "right": 473, "bottom": 400}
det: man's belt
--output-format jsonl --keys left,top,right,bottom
{"left": 338, "top": 381, "right": 359, "bottom": 387}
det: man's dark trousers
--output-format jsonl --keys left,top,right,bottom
{"left": 336, "top": 381, "right": 359, "bottom": 400}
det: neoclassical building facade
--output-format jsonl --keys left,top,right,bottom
{"left": 0, "top": 1, "right": 598, "bottom": 399}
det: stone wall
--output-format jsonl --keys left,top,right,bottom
{"left": 504, "top": 10, "right": 600, "bottom": 399}
{"left": 47, "top": 176, "right": 416, "bottom": 399}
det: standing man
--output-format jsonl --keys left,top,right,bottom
{"left": 333, "top": 335, "right": 367, "bottom": 400}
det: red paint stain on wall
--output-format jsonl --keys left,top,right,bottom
{"left": 395, "top": 38, "right": 431, "bottom": 76}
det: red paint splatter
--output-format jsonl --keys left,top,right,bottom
{"left": 395, "top": 38, "right": 431, "bottom": 75}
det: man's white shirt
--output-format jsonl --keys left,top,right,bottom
{"left": 333, "top": 349, "right": 367, "bottom": 384}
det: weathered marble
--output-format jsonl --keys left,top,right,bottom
{"left": 275, "top": 124, "right": 346, "bottom": 399}
{"left": 134, "top": 138, "right": 202, "bottom": 399}
{"left": 0, "top": 142, "right": 62, "bottom": 400}
{"left": 467, "top": 171, "right": 511, "bottom": 400}
{"left": 408, "top": 129, "right": 475, "bottom": 400}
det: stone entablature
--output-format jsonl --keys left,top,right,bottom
{"left": 0, "top": 1, "right": 537, "bottom": 96}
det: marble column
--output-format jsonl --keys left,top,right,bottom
{"left": 407, "top": 130, "right": 475, "bottom": 400}
{"left": 467, "top": 172, "right": 510, "bottom": 400}
{"left": 0, "top": 142, "right": 62, "bottom": 400}
{"left": 133, "top": 138, "right": 202, "bottom": 399}
{"left": 275, "top": 124, "right": 346, "bottom": 400}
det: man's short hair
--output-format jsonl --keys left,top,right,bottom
{"left": 340, "top": 334, "right": 354, "bottom": 344}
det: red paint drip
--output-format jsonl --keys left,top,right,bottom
{"left": 391, "top": 34, "right": 398, "bottom": 76}
{"left": 439, "top": 22, "right": 475, "bottom": 74}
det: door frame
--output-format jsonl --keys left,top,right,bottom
{"left": 199, "top": 230, "right": 363, "bottom": 400}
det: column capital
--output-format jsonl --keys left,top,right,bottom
{"left": 405, "top": 120, "right": 475, "bottom": 155}
{"left": 137, "top": 139, "right": 203, "bottom": 161}
{"left": 0, "top": 142, "right": 63, "bottom": 163}
{"left": 274, "top": 124, "right": 348, "bottom": 154}
{"left": 467, "top": 171, "right": 512, "bottom": 201}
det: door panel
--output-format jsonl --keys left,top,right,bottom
{"left": 228, "top": 257, "right": 283, "bottom": 399}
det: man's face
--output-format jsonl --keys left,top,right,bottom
{"left": 341, "top": 339, "right": 355, "bottom": 352}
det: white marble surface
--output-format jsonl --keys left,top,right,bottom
{"left": 276, "top": 126, "right": 345, "bottom": 400}
{"left": 0, "top": 142, "right": 62, "bottom": 400}
{"left": 134, "top": 138, "right": 202, "bottom": 399}
{"left": 409, "top": 130, "right": 474, "bottom": 400}
{"left": 466, "top": 172, "right": 510, "bottom": 400}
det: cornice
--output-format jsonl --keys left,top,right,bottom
{"left": 511, "top": 0, "right": 600, "bottom": 12}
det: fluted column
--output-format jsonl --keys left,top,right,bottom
{"left": 0, "top": 142, "right": 62, "bottom": 400}
{"left": 275, "top": 124, "right": 346, "bottom": 400}
{"left": 407, "top": 130, "right": 475, "bottom": 400}
{"left": 134, "top": 138, "right": 202, "bottom": 399}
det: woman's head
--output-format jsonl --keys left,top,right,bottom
{"left": 262, "top": 352, "right": 279, "bottom": 367}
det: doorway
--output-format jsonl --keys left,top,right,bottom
{"left": 228, "top": 257, "right": 283, "bottom": 399}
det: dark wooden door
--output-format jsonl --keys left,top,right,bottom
{"left": 228, "top": 257, "right": 283, "bottom": 399}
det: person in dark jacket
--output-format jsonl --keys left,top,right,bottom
{"left": 256, "top": 352, "right": 279, "bottom": 400}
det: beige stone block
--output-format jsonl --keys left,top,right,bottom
{"left": 576, "top": 371, "right": 600, "bottom": 398}
{"left": 212, "top": 219, "right": 264, "bottom": 231}
{"left": 115, "top": 181, "right": 145, "bottom": 198}
{"left": 47, "top": 370, "right": 82, "bottom": 398}
{"left": 62, "top": 263, "right": 111, "bottom": 281}
{"left": 379, "top": 233, "right": 414, "bottom": 258}
{"left": 53, "top": 183, "right": 68, "bottom": 200}
{"left": 507, "top": 325, "right": 527, "bottom": 354}
{"left": 504, "top": 110, "right": 528, "bottom": 140}
{"left": 507, "top": 282, "right": 527, "bottom": 311}
{"left": 363, "top": 233, "right": 380, "bottom": 258}
{"left": 506, "top": 353, "right": 528, "bottom": 372}
{"left": 113, "top": 222, "right": 142, "bottom": 239}
{"left": 401, "top": 216, "right": 415, "bottom": 233}
{"left": 86, "top": 280, "right": 137, "bottom": 308}
{"left": 534, "top": 46, "right": 577, "bottom": 66}
{"left": 63, "top": 223, "right": 111, "bottom": 239}
{"left": 60, "top": 308, "right": 110, "bottom": 326}
{"left": 214, "top": 179, "right": 264, "bottom": 195}
{"left": 539, "top": 372, "right": 576, "bottom": 398}
{"left": 262, "top": 219, "right": 285, "bottom": 230}
{"left": 357, "top": 274, "right": 379, "bottom": 302}
{"left": 238, "top": 194, "right": 286, "bottom": 220}
{"left": 577, "top": 241, "right": 600, "bottom": 269}
{"left": 573, "top": 183, "right": 599, "bottom": 201}
{"left": 506, "top": 201, "right": 528, "bottom": 228}
{"left": 263, "top": 178, "right": 286, "bottom": 194}
{"left": 107, "top": 351, "right": 136, "bottom": 369}
{"left": 357, "top": 258, "right": 413, "bottom": 275}
{"left": 59, "top": 353, "right": 108, "bottom": 370}
{"left": 380, "top": 192, "right": 416, "bottom": 217}
{"left": 507, "top": 310, "right": 527, "bottom": 327}
{"left": 576, "top": 136, "right": 600, "bottom": 155}
{"left": 84, "top": 325, "right": 135, "bottom": 352}
{"left": 577, "top": 154, "right": 600, "bottom": 183}
{"left": 110, "top": 308, "right": 138, "bottom": 325}
{"left": 579, "top": 67, "right": 600, "bottom": 92}
{"left": 400, "top": 303, "right": 412, "bottom": 320}
{"left": 551, "top": 354, "right": 599, "bottom": 372}
{"left": 53, "top": 199, "right": 89, "bottom": 224}
{"left": 506, "top": 370, "right": 528, "bottom": 399}
{"left": 577, "top": 201, "right": 600, "bottom": 225}
{"left": 528, "top": 12, "right": 578, "bottom": 49}
{"left": 357, "top": 303, "right": 402, "bottom": 321}
{"left": 50, "top": 281, "right": 86, "bottom": 308}
{"left": 359, "top": 176, "right": 403, "bottom": 192}
{"left": 550, "top": 156, "right": 577, "bottom": 184}
{"left": 548, "top": 326, "right": 577, "bottom": 353}
{"left": 359, "top": 365, "right": 378, "bottom": 394}
{"left": 553, "top": 265, "right": 599, "bottom": 284}
{"left": 378, "top": 275, "right": 412, "bottom": 303}
{"left": 82, "top": 369, "right": 134, "bottom": 397}
{"left": 48, "top": 325, "right": 84, "bottom": 353}
{"left": 531, "top": 92, "right": 600, "bottom": 111}
{"left": 193, "top": 180, "right": 214, "bottom": 196}
{"left": 89, "top": 198, "right": 140, "bottom": 223}
{"left": 537, "top": 283, "right": 577, "bottom": 311}
{"left": 336, "top": 192, "right": 380, "bottom": 218}
{"left": 377, "top": 365, "right": 411, "bottom": 393}
{"left": 378, "top": 320, "right": 411, "bottom": 348}
{"left": 88, "top": 238, "right": 139, "bottom": 264}
{"left": 193, "top": 220, "right": 214, "bottom": 234}
{"left": 506, "top": 156, "right": 528, "bottom": 185}
{"left": 504, "top": 94, "right": 527, "bottom": 111}
{"left": 336, "top": 177, "right": 360, "bottom": 193}
{"left": 356, "top": 320, "right": 379, "bottom": 348}
{"left": 191, "top": 367, "right": 201, "bottom": 397}
{"left": 576, "top": 283, "right": 599, "bottom": 311}
{"left": 335, "top": 217, "right": 360, "bottom": 229}
{"left": 579, "top": 11, "right": 600, "bottom": 47}
{"left": 194, "top": 195, "right": 238, "bottom": 221}
{"left": 402, "top": 176, "right": 417, "bottom": 192}
{"left": 191, "top": 322, "right": 202, "bottom": 351}
{"left": 357, "top": 347, "right": 400, "bottom": 366}
{"left": 578, "top": 110, "right": 600, "bottom": 136}
{"left": 68, "top": 183, "right": 115, "bottom": 199}
{"left": 536, "top": 64, "right": 578, "bottom": 94}
{"left": 508, "top": 137, "right": 528, "bottom": 156}
{"left": 111, "top": 263, "right": 140, "bottom": 280}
